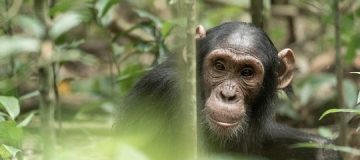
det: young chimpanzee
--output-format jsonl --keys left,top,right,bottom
{"left": 117, "top": 22, "right": 341, "bottom": 160}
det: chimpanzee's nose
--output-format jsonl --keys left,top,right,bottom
{"left": 219, "top": 90, "right": 238, "bottom": 103}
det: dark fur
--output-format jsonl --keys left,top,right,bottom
{"left": 117, "top": 22, "right": 341, "bottom": 160}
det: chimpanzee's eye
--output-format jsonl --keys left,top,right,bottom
{"left": 214, "top": 61, "right": 225, "bottom": 71}
{"left": 240, "top": 67, "right": 254, "bottom": 77}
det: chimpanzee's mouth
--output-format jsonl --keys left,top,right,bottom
{"left": 208, "top": 116, "right": 239, "bottom": 127}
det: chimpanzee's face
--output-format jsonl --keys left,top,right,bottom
{"left": 196, "top": 23, "right": 295, "bottom": 139}
{"left": 202, "top": 48, "right": 265, "bottom": 138}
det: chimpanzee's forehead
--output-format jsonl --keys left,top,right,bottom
{"left": 212, "top": 32, "right": 270, "bottom": 60}
{"left": 206, "top": 22, "right": 277, "bottom": 56}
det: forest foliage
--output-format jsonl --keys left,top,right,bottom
{"left": 0, "top": 0, "right": 360, "bottom": 159}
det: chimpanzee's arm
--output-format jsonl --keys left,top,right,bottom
{"left": 262, "top": 122, "right": 342, "bottom": 160}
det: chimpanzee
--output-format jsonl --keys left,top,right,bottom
{"left": 117, "top": 22, "right": 341, "bottom": 160}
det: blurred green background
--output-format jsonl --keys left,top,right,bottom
{"left": 0, "top": 0, "right": 359, "bottom": 159}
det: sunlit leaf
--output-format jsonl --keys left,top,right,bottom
{"left": 0, "top": 36, "right": 40, "bottom": 57}
{"left": 1, "top": 144, "right": 20, "bottom": 158}
{"left": 95, "top": 0, "right": 116, "bottom": 26}
{"left": 0, "top": 96, "right": 20, "bottom": 120}
{"left": 168, "top": 0, "right": 177, "bottom": 5}
{"left": 96, "top": 0, "right": 118, "bottom": 18}
{"left": 50, "top": 12, "right": 83, "bottom": 40}
{"left": 161, "top": 21, "right": 175, "bottom": 38}
{"left": 0, "top": 121, "right": 23, "bottom": 147}
{"left": 17, "top": 112, "right": 35, "bottom": 127}
{"left": 115, "top": 143, "right": 149, "bottom": 160}
{"left": 291, "top": 143, "right": 360, "bottom": 155}
{"left": 319, "top": 109, "right": 360, "bottom": 120}
{"left": 0, "top": 144, "right": 12, "bottom": 159}
{"left": 19, "top": 91, "right": 40, "bottom": 101}
{"left": 14, "top": 16, "right": 45, "bottom": 38}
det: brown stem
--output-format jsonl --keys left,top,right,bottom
{"left": 334, "top": 0, "right": 347, "bottom": 158}
{"left": 251, "top": 0, "right": 264, "bottom": 28}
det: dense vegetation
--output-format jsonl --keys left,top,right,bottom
{"left": 0, "top": 0, "right": 359, "bottom": 159}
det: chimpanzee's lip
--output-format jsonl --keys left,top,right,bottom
{"left": 208, "top": 117, "right": 239, "bottom": 127}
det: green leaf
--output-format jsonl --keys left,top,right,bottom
{"left": 344, "top": 80, "right": 357, "bottom": 107}
{"left": 297, "top": 73, "right": 336, "bottom": 105}
{"left": 345, "top": 35, "right": 360, "bottom": 64}
{"left": 319, "top": 109, "right": 360, "bottom": 120}
{"left": 50, "top": 0, "right": 93, "bottom": 21}
{"left": 51, "top": 49, "right": 97, "bottom": 65}
{"left": 17, "top": 112, "right": 35, "bottom": 127}
{"left": 134, "top": 9, "right": 162, "bottom": 27}
{"left": 0, "top": 144, "right": 20, "bottom": 159}
{"left": 19, "top": 91, "right": 40, "bottom": 101}
{"left": 318, "top": 127, "right": 335, "bottom": 139}
{"left": 0, "top": 36, "right": 40, "bottom": 57}
{"left": 96, "top": 0, "right": 119, "bottom": 18}
{"left": 0, "top": 144, "right": 12, "bottom": 159}
{"left": 350, "top": 72, "right": 360, "bottom": 75}
{"left": 0, "top": 112, "right": 8, "bottom": 118}
{"left": 117, "top": 64, "right": 149, "bottom": 94}
{"left": 0, "top": 96, "right": 20, "bottom": 120}
{"left": 161, "top": 21, "right": 175, "bottom": 38}
{"left": 299, "top": 84, "right": 312, "bottom": 105}
{"left": 95, "top": 0, "right": 117, "bottom": 26}
{"left": 14, "top": 16, "right": 45, "bottom": 38}
{"left": 291, "top": 143, "right": 360, "bottom": 155}
{"left": 0, "top": 121, "right": 23, "bottom": 147}
{"left": 50, "top": 12, "right": 83, "bottom": 40}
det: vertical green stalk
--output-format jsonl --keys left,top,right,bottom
{"left": 38, "top": 60, "right": 56, "bottom": 160}
{"left": 181, "top": 0, "right": 197, "bottom": 159}
{"left": 34, "top": 0, "right": 56, "bottom": 159}
{"left": 4, "top": 0, "right": 15, "bottom": 78}
{"left": 333, "top": 0, "right": 347, "bottom": 158}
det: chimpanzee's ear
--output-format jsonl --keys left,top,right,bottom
{"left": 277, "top": 48, "right": 295, "bottom": 89}
{"left": 196, "top": 25, "right": 206, "bottom": 39}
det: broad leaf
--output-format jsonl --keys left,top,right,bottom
{"left": 0, "top": 144, "right": 12, "bottom": 159}
{"left": 0, "top": 96, "right": 20, "bottom": 120}
{"left": 14, "top": 16, "right": 45, "bottom": 38}
{"left": 0, "top": 36, "right": 40, "bottom": 57}
{"left": 0, "top": 121, "right": 23, "bottom": 147}
{"left": 0, "top": 144, "right": 20, "bottom": 159}
{"left": 50, "top": 12, "right": 83, "bottom": 40}
{"left": 96, "top": 0, "right": 119, "bottom": 18}
{"left": 17, "top": 112, "right": 35, "bottom": 127}
{"left": 51, "top": 49, "right": 97, "bottom": 65}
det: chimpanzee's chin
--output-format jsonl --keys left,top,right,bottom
{"left": 206, "top": 115, "right": 247, "bottom": 139}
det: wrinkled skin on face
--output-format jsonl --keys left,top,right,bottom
{"left": 202, "top": 48, "right": 265, "bottom": 138}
